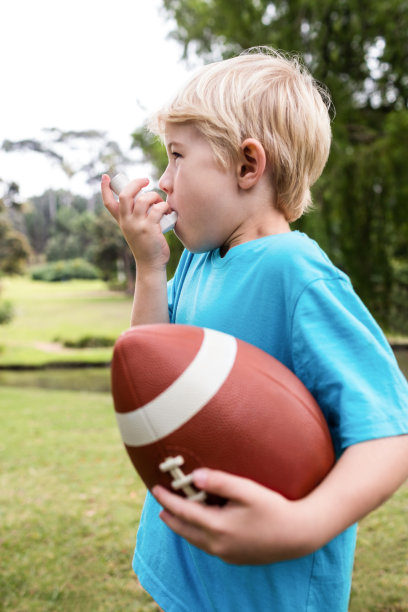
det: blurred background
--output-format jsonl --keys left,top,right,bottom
{"left": 1, "top": 1, "right": 407, "bottom": 610}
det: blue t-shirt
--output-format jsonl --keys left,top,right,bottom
{"left": 133, "top": 232, "right": 408, "bottom": 612}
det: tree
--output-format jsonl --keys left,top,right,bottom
{"left": 91, "top": 212, "right": 137, "bottom": 293}
{"left": 0, "top": 187, "right": 31, "bottom": 275}
{"left": 0, "top": 217, "right": 31, "bottom": 275}
{"left": 24, "top": 190, "right": 90, "bottom": 255}
{"left": 152, "top": 0, "right": 408, "bottom": 331}
{"left": 2, "top": 129, "right": 142, "bottom": 291}
{"left": 23, "top": 188, "right": 137, "bottom": 292}
{"left": 0, "top": 190, "right": 31, "bottom": 325}
{"left": 2, "top": 129, "right": 135, "bottom": 211}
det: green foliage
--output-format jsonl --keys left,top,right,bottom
{"left": 57, "top": 335, "right": 115, "bottom": 348}
{"left": 31, "top": 258, "right": 100, "bottom": 282}
{"left": 131, "top": 128, "right": 169, "bottom": 179}
{"left": 25, "top": 190, "right": 90, "bottom": 255}
{"left": 0, "top": 299, "right": 13, "bottom": 324}
{"left": 0, "top": 216, "right": 31, "bottom": 275}
{"left": 166, "top": 229, "right": 184, "bottom": 279}
{"left": 91, "top": 212, "right": 135, "bottom": 288}
{"left": 156, "top": 0, "right": 408, "bottom": 332}
{"left": 390, "top": 259, "right": 408, "bottom": 335}
{"left": 21, "top": 190, "right": 135, "bottom": 290}
{"left": 46, "top": 209, "right": 96, "bottom": 262}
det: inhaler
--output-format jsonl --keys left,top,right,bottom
{"left": 110, "top": 172, "right": 177, "bottom": 234}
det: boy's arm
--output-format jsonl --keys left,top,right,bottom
{"left": 101, "top": 175, "right": 170, "bottom": 325}
{"left": 152, "top": 434, "right": 408, "bottom": 565}
{"left": 130, "top": 265, "right": 169, "bottom": 326}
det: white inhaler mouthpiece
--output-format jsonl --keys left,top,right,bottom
{"left": 110, "top": 172, "right": 177, "bottom": 234}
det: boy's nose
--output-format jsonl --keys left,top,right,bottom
{"left": 159, "top": 167, "right": 172, "bottom": 194}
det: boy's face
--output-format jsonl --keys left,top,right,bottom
{"left": 159, "top": 123, "right": 241, "bottom": 253}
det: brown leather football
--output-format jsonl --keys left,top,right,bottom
{"left": 111, "top": 324, "right": 335, "bottom": 503}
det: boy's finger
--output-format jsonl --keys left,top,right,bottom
{"left": 192, "top": 468, "right": 261, "bottom": 503}
{"left": 152, "top": 485, "right": 217, "bottom": 528}
{"left": 118, "top": 178, "right": 150, "bottom": 218}
{"left": 159, "top": 508, "right": 210, "bottom": 547}
{"left": 146, "top": 201, "right": 171, "bottom": 224}
{"left": 101, "top": 174, "right": 120, "bottom": 221}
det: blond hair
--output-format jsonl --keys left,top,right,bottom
{"left": 149, "top": 47, "right": 333, "bottom": 222}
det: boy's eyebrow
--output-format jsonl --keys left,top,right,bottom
{"left": 166, "top": 140, "right": 184, "bottom": 149}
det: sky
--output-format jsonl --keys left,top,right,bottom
{"left": 1, "top": 0, "right": 195, "bottom": 199}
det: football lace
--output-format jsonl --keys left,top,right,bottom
{"left": 159, "top": 455, "right": 207, "bottom": 502}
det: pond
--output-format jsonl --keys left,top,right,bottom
{"left": 0, "top": 366, "right": 111, "bottom": 393}
{"left": 1, "top": 350, "right": 407, "bottom": 393}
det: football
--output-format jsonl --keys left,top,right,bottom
{"left": 111, "top": 324, "right": 335, "bottom": 504}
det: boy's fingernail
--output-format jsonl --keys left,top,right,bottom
{"left": 193, "top": 469, "right": 208, "bottom": 488}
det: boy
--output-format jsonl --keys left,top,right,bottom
{"left": 101, "top": 48, "right": 408, "bottom": 611}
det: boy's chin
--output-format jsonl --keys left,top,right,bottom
{"left": 176, "top": 231, "right": 222, "bottom": 254}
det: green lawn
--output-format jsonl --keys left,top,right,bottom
{"left": 0, "top": 277, "right": 133, "bottom": 366}
{"left": 0, "top": 386, "right": 159, "bottom": 612}
{"left": 350, "top": 489, "right": 408, "bottom": 611}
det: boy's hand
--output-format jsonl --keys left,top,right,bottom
{"left": 101, "top": 174, "right": 170, "bottom": 269}
{"left": 152, "top": 436, "right": 408, "bottom": 565}
{"left": 152, "top": 469, "right": 313, "bottom": 565}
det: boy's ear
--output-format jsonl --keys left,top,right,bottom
{"left": 236, "top": 138, "right": 267, "bottom": 189}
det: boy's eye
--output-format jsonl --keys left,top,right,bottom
{"left": 172, "top": 151, "right": 182, "bottom": 159}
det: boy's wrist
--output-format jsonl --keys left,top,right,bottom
{"left": 131, "top": 264, "right": 169, "bottom": 326}
{"left": 135, "top": 261, "right": 168, "bottom": 278}
{"left": 282, "top": 497, "right": 325, "bottom": 558}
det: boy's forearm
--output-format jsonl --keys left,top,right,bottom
{"left": 300, "top": 434, "right": 408, "bottom": 550}
{"left": 130, "top": 266, "right": 170, "bottom": 326}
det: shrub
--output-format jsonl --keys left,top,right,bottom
{"left": 0, "top": 300, "right": 13, "bottom": 324}
{"left": 31, "top": 259, "right": 100, "bottom": 282}
{"left": 56, "top": 335, "right": 115, "bottom": 348}
{"left": 389, "top": 259, "right": 408, "bottom": 335}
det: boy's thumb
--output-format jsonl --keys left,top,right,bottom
{"left": 192, "top": 468, "right": 256, "bottom": 502}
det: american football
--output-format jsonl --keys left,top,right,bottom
{"left": 111, "top": 324, "right": 335, "bottom": 504}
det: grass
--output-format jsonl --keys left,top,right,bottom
{"left": 0, "top": 277, "right": 133, "bottom": 366}
{"left": 0, "top": 386, "right": 159, "bottom": 612}
{"left": 350, "top": 488, "right": 408, "bottom": 611}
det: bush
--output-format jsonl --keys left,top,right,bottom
{"left": 389, "top": 259, "right": 408, "bottom": 335}
{"left": 0, "top": 300, "right": 13, "bottom": 324}
{"left": 56, "top": 335, "right": 115, "bottom": 348}
{"left": 31, "top": 259, "right": 100, "bottom": 282}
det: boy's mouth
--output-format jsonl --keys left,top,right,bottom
{"left": 166, "top": 199, "right": 177, "bottom": 213}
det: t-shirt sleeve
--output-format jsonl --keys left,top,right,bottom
{"left": 291, "top": 277, "right": 408, "bottom": 457}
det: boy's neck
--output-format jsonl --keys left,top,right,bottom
{"left": 220, "top": 215, "right": 291, "bottom": 257}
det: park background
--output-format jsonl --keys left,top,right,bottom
{"left": 1, "top": 0, "right": 407, "bottom": 610}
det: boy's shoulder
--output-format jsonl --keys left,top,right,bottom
{"left": 254, "top": 231, "right": 335, "bottom": 266}
{"left": 251, "top": 232, "right": 351, "bottom": 301}
{"left": 232, "top": 231, "right": 348, "bottom": 285}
